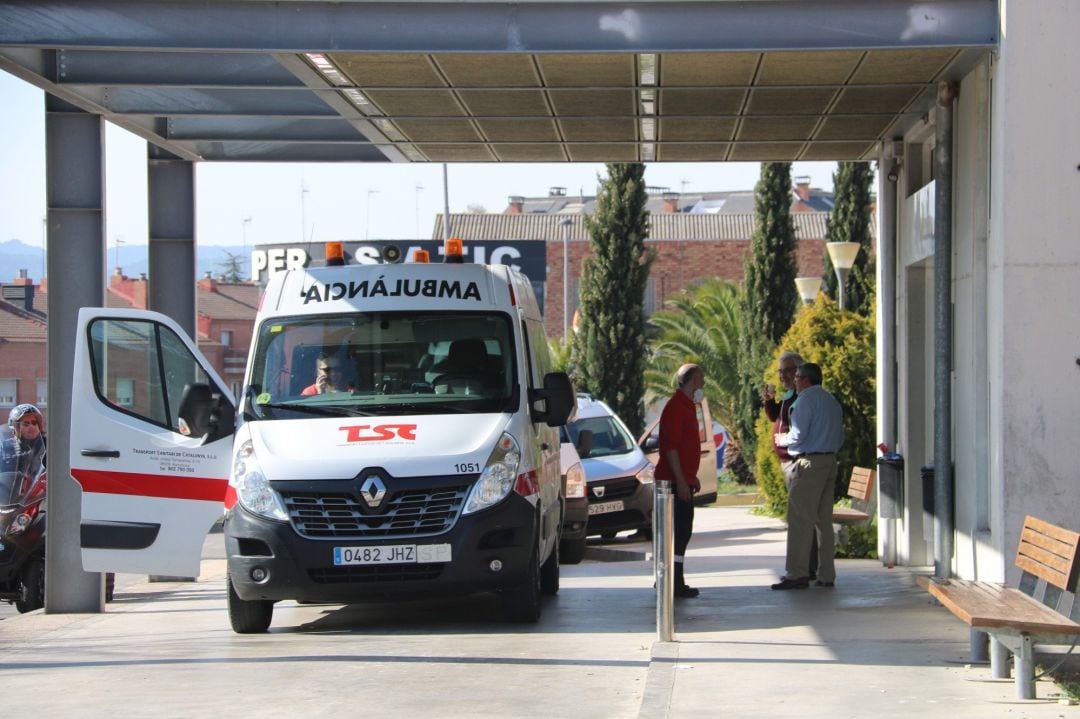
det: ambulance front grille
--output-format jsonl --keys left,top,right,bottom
{"left": 281, "top": 484, "right": 470, "bottom": 539}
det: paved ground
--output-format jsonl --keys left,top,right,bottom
{"left": 1, "top": 506, "right": 1075, "bottom": 717}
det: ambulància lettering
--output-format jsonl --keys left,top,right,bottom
{"left": 301, "top": 277, "right": 482, "bottom": 304}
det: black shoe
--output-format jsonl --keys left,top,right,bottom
{"left": 809, "top": 573, "right": 817, "bottom": 581}
{"left": 814, "top": 580, "right": 834, "bottom": 588}
{"left": 674, "top": 585, "right": 700, "bottom": 598}
{"left": 771, "top": 577, "right": 810, "bottom": 590}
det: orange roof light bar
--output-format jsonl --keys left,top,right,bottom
{"left": 325, "top": 242, "right": 345, "bottom": 266}
{"left": 444, "top": 238, "right": 464, "bottom": 264}
{"left": 412, "top": 249, "right": 430, "bottom": 263}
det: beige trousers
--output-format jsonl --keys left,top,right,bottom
{"left": 784, "top": 454, "right": 838, "bottom": 583}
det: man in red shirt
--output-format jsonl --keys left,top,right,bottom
{"left": 655, "top": 363, "right": 705, "bottom": 598}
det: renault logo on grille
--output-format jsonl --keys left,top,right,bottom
{"left": 359, "top": 476, "right": 387, "bottom": 508}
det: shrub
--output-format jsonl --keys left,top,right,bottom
{"left": 754, "top": 293, "right": 876, "bottom": 514}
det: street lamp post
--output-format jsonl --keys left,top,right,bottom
{"left": 794, "top": 276, "right": 823, "bottom": 306}
{"left": 559, "top": 218, "right": 574, "bottom": 340}
{"left": 241, "top": 216, "right": 252, "bottom": 248}
{"left": 826, "top": 241, "right": 861, "bottom": 311}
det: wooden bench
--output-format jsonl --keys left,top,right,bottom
{"left": 921, "top": 515, "right": 1080, "bottom": 699}
{"left": 831, "top": 466, "right": 875, "bottom": 524}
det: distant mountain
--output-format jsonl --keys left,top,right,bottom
{"left": 0, "top": 240, "right": 252, "bottom": 283}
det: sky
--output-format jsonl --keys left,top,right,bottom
{"left": 1, "top": 71, "right": 843, "bottom": 253}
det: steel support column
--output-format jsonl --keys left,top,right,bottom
{"left": 933, "top": 81, "right": 957, "bottom": 580}
{"left": 44, "top": 95, "right": 107, "bottom": 612}
{"left": 876, "top": 141, "right": 900, "bottom": 567}
{"left": 147, "top": 145, "right": 195, "bottom": 338}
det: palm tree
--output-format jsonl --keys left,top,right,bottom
{"left": 644, "top": 278, "right": 754, "bottom": 484}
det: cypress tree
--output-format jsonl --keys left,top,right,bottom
{"left": 734, "top": 162, "right": 799, "bottom": 461}
{"left": 823, "top": 161, "right": 875, "bottom": 316}
{"left": 572, "top": 163, "right": 655, "bottom": 436}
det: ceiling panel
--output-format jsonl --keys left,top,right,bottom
{"left": 659, "top": 53, "right": 759, "bottom": 86}
{"left": 832, "top": 86, "right": 922, "bottom": 114}
{"left": 756, "top": 50, "right": 863, "bottom": 86}
{"left": 433, "top": 54, "right": 540, "bottom": 87}
{"left": 815, "top": 115, "right": 894, "bottom": 141}
{"left": 536, "top": 54, "right": 635, "bottom": 87}
{"left": 394, "top": 119, "right": 481, "bottom": 143}
{"left": 728, "top": 142, "right": 802, "bottom": 161}
{"left": 492, "top": 143, "right": 567, "bottom": 162}
{"left": 476, "top": 118, "right": 559, "bottom": 142}
{"left": 853, "top": 49, "right": 958, "bottom": 84}
{"left": 659, "top": 118, "right": 736, "bottom": 142}
{"left": 335, "top": 54, "right": 443, "bottom": 87}
{"left": 457, "top": 90, "right": 551, "bottom": 117}
{"left": 363, "top": 90, "right": 464, "bottom": 117}
{"left": 746, "top": 87, "right": 837, "bottom": 115}
{"left": 660, "top": 89, "right": 745, "bottom": 116}
{"left": 559, "top": 118, "right": 635, "bottom": 142}
{"left": 548, "top": 90, "right": 635, "bottom": 117}
{"left": 416, "top": 143, "right": 495, "bottom": 161}
{"left": 801, "top": 141, "right": 876, "bottom": 160}
{"left": 736, "top": 116, "right": 818, "bottom": 142}
{"left": 658, "top": 144, "right": 730, "bottom": 161}
{"left": 566, "top": 143, "right": 639, "bottom": 162}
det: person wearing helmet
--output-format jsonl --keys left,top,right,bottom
{"left": 7, "top": 404, "right": 46, "bottom": 460}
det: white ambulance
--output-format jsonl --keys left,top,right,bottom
{"left": 70, "top": 242, "right": 575, "bottom": 632}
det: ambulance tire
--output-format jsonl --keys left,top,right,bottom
{"left": 560, "top": 537, "right": 586, "bottom": 565}
{"left": 539, "top": 541, "right": 559, "bottom": 596}
{"left": 501, "top": 546, "right": 541, "bottom": 623}
{"left": 227, "top": 571, "right": 273, "bottom": 634}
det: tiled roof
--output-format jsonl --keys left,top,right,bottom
{"left": 0, "top": 301, "right": 47, "bottom": 342}
{"left": 436, "top": 211, "right": 845, "bottom": 243}
{"left": 196, "top": 283, "right": 260, "bottom": 321}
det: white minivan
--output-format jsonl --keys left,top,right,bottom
{"left": 69, "top": 245, "right": 575, "bottom": 632}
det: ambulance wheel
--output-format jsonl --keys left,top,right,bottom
{"left": 501, "top": 546, "right": 541, "bottom": 623}
{"left": 560, "top": 537, "right": 586, "bottom": 565}
{"left": 227, "top": 571, "right": 273, "bottom": 634}
{"left": 16, "top": 554, "right": 44, "bottom": 613}
{"left": 540, "top": 541, "right": 560, "bottom": 596}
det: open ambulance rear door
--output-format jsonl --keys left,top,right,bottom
{"left": 70, "top": 308, "right": 236, "bottom": 578}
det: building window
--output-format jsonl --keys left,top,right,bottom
{"left": 0, "top": 379, "right": 16, "bottom": 406}
{"left": 36, "top": 379, "right": 47, "bottom": 407}
{"left": 116, "top": 378, "right": 135, "bottom": 407}
{"left": 221, "top": 329, "right": 233, "bottom": 347}
{"left": 644, "top": 277, "right": 657, "bottom": 317}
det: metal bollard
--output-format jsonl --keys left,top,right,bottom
{"left": 654, "top": 481, "right": 674, "bottom": 641}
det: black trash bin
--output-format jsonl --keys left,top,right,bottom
{"left": 921, "top": 463, "right": 937, "bottom": 542}
{"left": 876, "top": 455, "right": 904, "bottom": 519}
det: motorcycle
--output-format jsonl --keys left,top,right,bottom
{"left": 0, "top": 426, "right": 47, "bottom": 612}
{"left": 0, "top": 427, "right": 113, "bottom": 613}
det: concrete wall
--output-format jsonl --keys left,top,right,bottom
{"left": 990, "top": 0, "right": 1080, "bottom": 583}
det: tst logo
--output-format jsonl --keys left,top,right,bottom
{"left": 339, "top": 424, "right": 418, "bottom": 443}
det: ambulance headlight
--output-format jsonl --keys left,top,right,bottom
{"left": 232, "top": 440, "right": 288, "bottom": 522}
{"left": 464, "top": 433, "right": 520, "bottom": 515}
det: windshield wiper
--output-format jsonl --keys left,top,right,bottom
{"left": 254, "top": 402, "right": 344, "bottom": 417}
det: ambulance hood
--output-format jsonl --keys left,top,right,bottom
{"left": 245, "top": 413, "right": 512, "bottom": 480}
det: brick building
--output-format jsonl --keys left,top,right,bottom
{"left": 0, "top": 269, "right": 260, "bottom": 423}
{"left": 437, "top": 206, "right": 843, "bottom": 339}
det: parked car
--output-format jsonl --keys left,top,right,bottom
{"left": 564, "top": 395, "right": 654, "bottom": 540}
{"left": 558, "top": 432, "right": 587, "bottom": 564}
{"left": 639, "top": 397, "right": 719, "bottom": 505}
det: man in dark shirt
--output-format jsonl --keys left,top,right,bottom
{"left": 763, "top": 351, "right": 818, "bottom": 577}
{"left": 655, "top": 363, "right": 705, "bottom": 598}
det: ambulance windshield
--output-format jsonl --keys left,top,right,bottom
{"left": 246, "top": 311, "right": 517, "bottom": 418}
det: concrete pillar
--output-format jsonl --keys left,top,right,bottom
{"left": 44, "top": 96, "right": 108, "bottom": 612}
{"left": 147, "top": 145, "right": 196, "bottom": 337}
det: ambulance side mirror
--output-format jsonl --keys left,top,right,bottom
{"left": 530, "top": 372, "right": 575, "bottom": 427}
{"left": 177, "top": 383, "right": 236, "bottom": 445}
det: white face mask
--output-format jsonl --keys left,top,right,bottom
{"left": 692, "top": 388, "right": 705, "bottom": 404}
